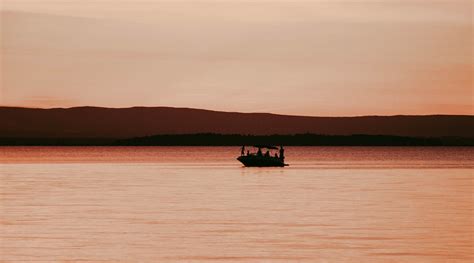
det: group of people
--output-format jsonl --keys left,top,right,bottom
{"left": 240, "top": 146, "right": 285, "bottom": 161}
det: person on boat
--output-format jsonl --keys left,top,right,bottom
{"left": 257, "top": 147, "right": 262, "bottom": 156}
{"left": 279, "top": 146, "right": 285, "bottom": 161}
{"left": 247, "top": 150, "right": 250, "bottom": 156}
{"left": 265, "top": 150, "right": 270, "bottom": 157}
{"left": 241, "top": 146, "right": 245, "bottom": 156}
{"left": 274, "top": 153, "right": 278, "bottom": 158}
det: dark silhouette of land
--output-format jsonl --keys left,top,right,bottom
{"left": 115, "top": 134, "right": 473, "bottom": 146}
{"left": 1, "top": 107, "right": 473, "bottom": 142}
{"left": 0, "top": 134, "right": 472, "bottom": 146}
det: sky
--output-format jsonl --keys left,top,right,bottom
{"left": 0, "top": 0, "right": 472, "bottom": 116}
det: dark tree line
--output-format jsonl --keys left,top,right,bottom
{"left": 114, "top": 133, "right": 473, "bottom": 146}
{"left": 1, "top": 133, "right": 472, "bottom": 146}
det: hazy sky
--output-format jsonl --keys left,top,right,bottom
{"left": 1, "top": 0, "right": 472, "bottom": 116}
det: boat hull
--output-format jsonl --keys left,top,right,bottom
{"left": 237, "top": 155, "right": 287, "bottom": 167}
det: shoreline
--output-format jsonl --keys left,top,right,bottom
{"left": 1, "top": 134, "right": 473, "bottom": 146}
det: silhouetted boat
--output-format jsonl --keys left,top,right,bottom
{"left": 237, "top": 145, "right": 288, "bottom": 167}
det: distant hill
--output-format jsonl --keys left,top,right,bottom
{"left": 0, "top": 106, "right": 473, "bottom": 139}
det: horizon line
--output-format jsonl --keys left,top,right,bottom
{"left": 1, "top": 105, "right": 472, "bottom": 118}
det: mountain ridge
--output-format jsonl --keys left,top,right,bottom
{"left": 1, "top": 106, "right": 473, "bottom": 139}
{"left": 1, "top": 105, "right": 470, "bottom": 118}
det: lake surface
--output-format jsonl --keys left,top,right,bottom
{"left": 1, "top": 147, "right": 473, "bottom": 262}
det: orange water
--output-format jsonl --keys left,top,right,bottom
{"left": 1, "top": 147, "right": 473, "bottom": 262}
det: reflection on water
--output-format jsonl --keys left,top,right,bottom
{"left": 1, "top": 147, "right": 473, "bottom": 262}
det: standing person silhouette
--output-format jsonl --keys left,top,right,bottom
{"left": 241, "top": 146, "right": 245, "bottom": 156}
{"left": 279, "top": 146, "right": 285, "bottom": 162}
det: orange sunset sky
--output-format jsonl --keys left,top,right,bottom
{"left": 0, "top": 0, "right": 472, "bottom": 116}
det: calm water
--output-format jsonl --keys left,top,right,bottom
{"left": 1, "top": 147, "right": 473, "bottom": 262}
